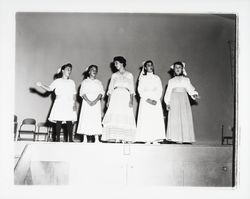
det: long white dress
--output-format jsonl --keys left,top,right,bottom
{"left": 136, "top": 73, "right": 166, "bottom": 142}
{"left": 102, "top": 71, "right": 136, "bottom": 142}
{"left": 164, "top": 76, "right": 198, "bottom": 143}
{"left": 76, "top": 78, "right": 104, "bottom": 135}
{"left": 48, "top": 78, "right": 77, "bottom": 123}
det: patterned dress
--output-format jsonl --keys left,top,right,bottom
{"left": 102, "top": 71, "right": 136, "bottom": 142}
{"left": 77, "top": 78, "right": 104, "bottom": 135}
{"left": 164, "top": 76, "right": 198, "bottom": 143}
{"left": 136, "top": 73, "right": 166, "bottom": 142}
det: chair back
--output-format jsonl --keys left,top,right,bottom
{"left": 22, "top": 118, "right": 36, "bottom": 125}
{"left": 37, "top": 122, "right": 49, "bottom": 133}
{"left": 17, "top": 118, "right": 36, "bottom": 141}
{"left": 35, "top": 122, "right": 50, "bottom": 141}
{"left": 14, "top": 115, "right": 18, "bottom": 140}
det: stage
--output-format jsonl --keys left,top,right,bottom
{"left": 14, "top": 142, "right": 233, "bottom": 186}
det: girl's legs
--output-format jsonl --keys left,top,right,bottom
{"left": 66, "top": 121, "right": 73, "bottom": 142}
{"left": 55, "top": 121, "right": 62, "bottom": 142}
{"left": 83, "top": 135, "right": 88, "bottom": 143}
{"left": 95, "top": 135, "right": 100, "bottom": 143}
{"left": 153, "top": 141, "right": 160, "bottom": 145}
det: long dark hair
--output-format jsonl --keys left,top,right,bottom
{"left": 82, "top": 65, "right": 98, "bottom": 79}
{"left": 54, "top": 63, "right": 72, "bottom": 79}
{"left": 142, "top": 60, "right": 155, "bottom": 75}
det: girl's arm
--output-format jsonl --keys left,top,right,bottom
{"left": 106, "top": 94, "right": 111, "bottom": 107}
{"left": 128, "top": 74, "right": 135, "bottom": 108}
{"left": 82, "top": 94, "right": 93, "bottom": 105}
{"left": 92, "top": 81, "right": 105, "bottom": 105}
{"left": 73, "top": 94, "right": 77, "bottom": 111}
{"left": 92, "top": 94, "right": 103, "bottom": 106}
{"left": 186, "top": 78, "right": 199, "bottom": 100}
{"left": 164, "top": 80, "right": 172, "bottom": 110}
{"left": 107, "top": 74, "right": 115, "bottom": 95}
{"left": 129, "top": 94, "right": 134, "bottom": 108}
{"left": 155, "top": 76, "right": 163, "bottom": 100}
{"left": 79, "top": 81, "right": 92, "bottom": 105}
{"left": 36, "top": 82, "right": 52, "bottom": 92}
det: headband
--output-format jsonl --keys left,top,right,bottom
{"left": 170, "top": 61, "right": 187, "bottom": 76}
{"left": 57, "top": 67, "right": 62, "bottom": 74}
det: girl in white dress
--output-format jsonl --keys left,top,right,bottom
{"left": 36, "top": 63, "right": 77, "bottom": 142}
{"left": 102, "top": 56, "right": 136, "bottom": 143}
{"left": 136, "top": 60, "right": 166, "bottom": 144}
{"left": 164, "top": 61, "right": 199, "bottom": 144}
{"left": 76, "top": 65, "right": 104, "bottom": 143}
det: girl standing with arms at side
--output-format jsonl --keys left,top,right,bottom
{"left": 136, "top": 60, "right": 166, "bottom": 144}
{"left": 102, "top": 56, "right": 136, "bottom": 143}
{"left": 36, "top": 63, "right": 77, "bottom": 142}
{"left": 76, "top": 65, "right": 104, "bottom": 143}
{"left": 164, "top": 61, "right": 199, "bottom": 144}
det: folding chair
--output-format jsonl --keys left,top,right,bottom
{"left": 14, "top": 115, "right": 18, "bottom": 141}
{"left": 35, "top": 122, "right": 50, "bottom": 141}
{"left": 17, "top": 118, "right": 36, "bottom": 141}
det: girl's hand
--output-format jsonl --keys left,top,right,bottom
{"left": 73, "top": 103, "right": 77, "bottom": 111}
{"left": 192, "top": 94, "right": 200, "bottom": 100}
{"left": 166, "top": 105, "right": 171, "bottom": 111}
{"left": 91, "top": 100, "right": 97, "bottom": 106}
{"left": 129, "top": 100, "right": 133, "bottom": 108}
{"left": 36, "top": 82, "right": 42, "bottom": 87}
{"left": 151, "top": 100, "right": 157, "bottom": 105}
{"left": 146, "top": 99, "right": 157, "bottom": 105}
{"left": 88, "top": 100, "right": 94, "bottom": 106}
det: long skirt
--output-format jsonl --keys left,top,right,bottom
{"left": 76, "top": 99, "right": 103, "bottom": 135}
{"left": 136, "top": 98, "right": 166, "bottom": 142}
{"left": 102, "top": 88, "right": 136, "bottom": 142}
{"left": 166, "top": 90, "right": 195, "bottom": 143}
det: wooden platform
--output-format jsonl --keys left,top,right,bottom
{"left": 14, "top": 142, "right": 233, "bottom": 186}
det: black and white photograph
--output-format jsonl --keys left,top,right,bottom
{"left": 0, "top": 0, "right": 250, "bottom": 199}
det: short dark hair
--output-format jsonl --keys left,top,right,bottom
{"left": 113, "top": 56, "right": 126, "bottom": 67}
{"left": 173, "top": 61, "right": 184, "bottom": 76}
{"left": 61, "top": 63, "right": 72, "bottom": 71}
{"left": 173, "top": 61, "right": 184, "bottom": 68}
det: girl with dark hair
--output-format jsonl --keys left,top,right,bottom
{"left": 76, "top": 65, "right": 104, "bottom": 143}
{"left": 102, "top": 56, "right": 136, "bottom": 143}
{"left": 36, "top": 63, "right": 77, "bottom": 142}
{"left": 164, "top": 61, "right": 199, "bottom": 144}
{"left": 136, "top": 60, "right": 166, "bottom": 144}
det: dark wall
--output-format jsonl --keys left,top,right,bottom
{"left": 15, "top": 13, "right": 235, "bottom": 144}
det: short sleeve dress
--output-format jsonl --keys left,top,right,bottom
{"left": 48, "top": 78, "right": 77, "bottom": 123}
{"left": 164, "top": 76, "right": 198, "bottom": 143}
{"left": 102, "top": 71, "right": 136, "bottom": 142}
{"left": 136, "top": 73, "right": 166, "bottom": 142}
{"left": 76, "top": 78, "right": 104, "bottom": 135}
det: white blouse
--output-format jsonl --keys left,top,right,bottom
{"left": 107, "top": 71, "right": 135, "bottom": 95}
{"left": 164, "top": 76, "right": 198, "bottom": 105}
{"left": 80, "top": 78, "right": 104, "bottom": 100}
{"left": 49, "top": 78, "right": 76, "bottom": 100}
{"left": 138, "top": 73, "right": 163, "bottom": 101}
